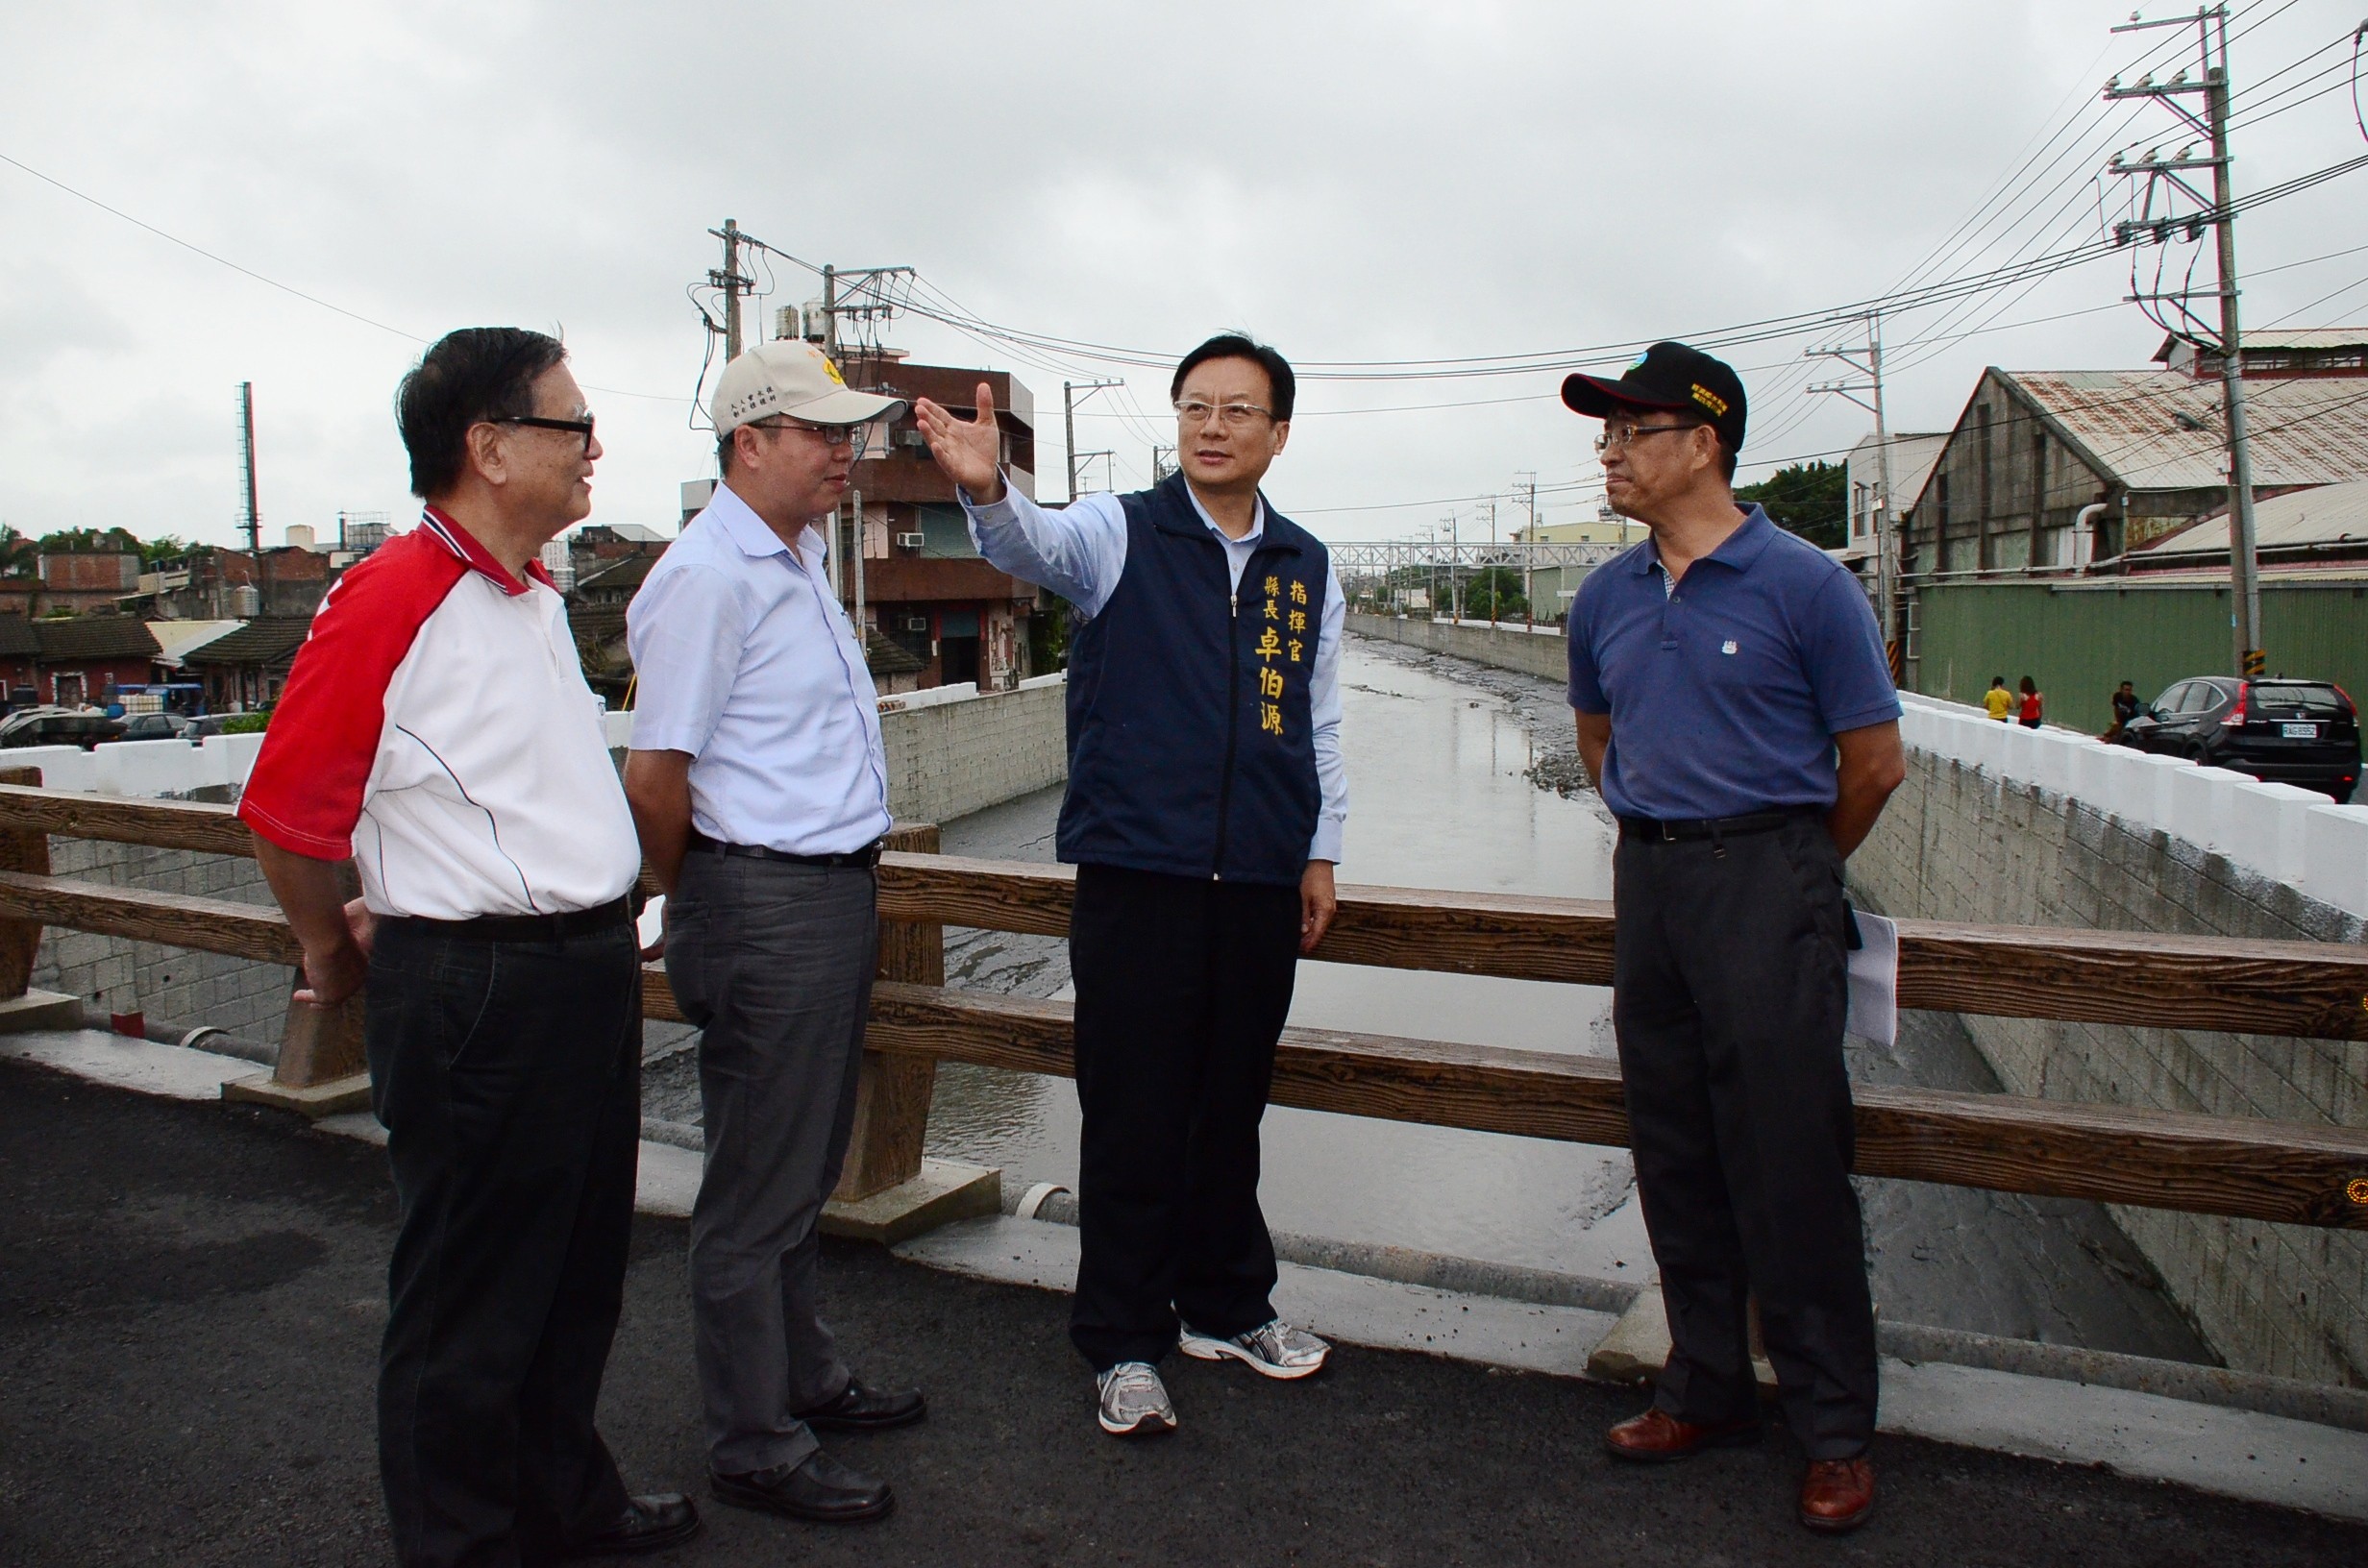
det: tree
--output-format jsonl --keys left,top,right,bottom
{"left": 140, "top": 534, "right": 192, "bottom": 566}
{"left": 1735, "top": 460, "right": 1847, "bottom": 549}
{"left": 1461, "top": 565, "right": 1529, "bottom": 623}
{"left": 36, "top": 526, "right": 142, "bottom": 555}
{"left": 0, "top": 524, "right": 36, "bottom": 580}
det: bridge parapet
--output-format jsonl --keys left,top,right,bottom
{"left": 1897, "top": 695, "right": 2368, "bottom": 919}
{"left": 1859, "top": 703, "right": 2368, "bottom": 1387}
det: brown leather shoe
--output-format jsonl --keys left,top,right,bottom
{"left": 1798, "top": 1458, "right": 1876, "bottom": 1533}
{"left": 1603, "top": 1407, "right": 1762, "bottom": 1463}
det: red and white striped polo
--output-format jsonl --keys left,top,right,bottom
{"left": 238, "top": 507, "right": 641, "bottom": 920}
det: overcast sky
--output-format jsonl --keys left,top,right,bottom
{"left": 4, "top": 0, "right": 2365, "bottom": 551}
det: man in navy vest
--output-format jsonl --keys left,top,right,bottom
{"left": 916, "top": 334, "right": 1346, "bottom": 1438}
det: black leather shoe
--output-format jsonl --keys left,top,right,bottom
{"left": 711, "top": 1451, "right": 894, "bottom": 1524}
{"left": 568, "top": 1493, "right": 701, "bottom": 1557}
{"left": 794, "top": 1376, "right": 927, "bottom": 1433}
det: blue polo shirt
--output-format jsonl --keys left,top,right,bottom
{"left": 1566, "top": 505, "right": 1898, "bottom": 821}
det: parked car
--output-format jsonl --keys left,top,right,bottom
{"left": 2114, "top": 676, "right": 2359, "bottom": 802}
{"left": 181, "top": 714, "right": 230, "bottom": 740}
{"left": 107, "top": 713, "right": 191, "bottom": 743}
{"left": 0, "top": 706, "right": 126, "bottom": 751}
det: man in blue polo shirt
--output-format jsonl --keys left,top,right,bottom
{"left": 1562, "top": 342, "right": 1904, "bottom": 1537}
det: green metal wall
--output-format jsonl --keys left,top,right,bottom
{"left": 1909, "top": 580, "right": 2368, "bottom": 735}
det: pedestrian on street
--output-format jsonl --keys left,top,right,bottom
{"left": 913, "top": 333, "right": 1348, "bottom": 1439}
{"left": 2018, "top": 675, "right": 2044, "bottom": 729}
{"left": 624, "top": 338, "right": 924, "bottom": 1529}
{"left": 1983, "top": 675, "right": 2013, "bottom": 722}
{"left": 240, "top": 328, "right": 698, "bottom": 1567}
{"left": 2105, "top": 680, "right": 2140, "bottom": 743}
{"left": 1561, "top": 341, "right": 1906, "bottom": 1536}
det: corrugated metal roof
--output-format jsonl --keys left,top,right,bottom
{"left": 2006, "top": 370, "right": 2368, "bottom": 491}
{"left": 2154, "top": 328, "right": 2368, "bottom": 359}
{"left": 2138, "top": 478, "right": 2368, "bottom": 552}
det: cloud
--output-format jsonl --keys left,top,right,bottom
{"left": 1, "top": 0, "right": 2362, "bottom": 546}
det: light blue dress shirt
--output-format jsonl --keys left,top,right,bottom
{"left": 627, "top": 481, "right": 893, "bottom": 855}
{"left": 961, "top": 478, "right": 1347, "bottom": 863}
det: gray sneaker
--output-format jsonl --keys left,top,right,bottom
{"left": 1178, "top": 1318, "right": 1331, "bottom": 1380}
{"left": 1095, "top": 1360, "right": 1177, "bottom": 1437}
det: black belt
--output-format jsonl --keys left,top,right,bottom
{"left": 392, "top": 894, "right": 633, "bottom": 943}
{"left": 1616, "top": 807, "right": 1817, "bottom": 844}
{"left": 686, "top": 831, "right": 882, "bottom": 869}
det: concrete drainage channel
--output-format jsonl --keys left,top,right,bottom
{"left": 7, "top": 1027, "right": 2365, "bottom": 1523}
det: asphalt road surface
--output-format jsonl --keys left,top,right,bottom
{"left": 2, "top": 1059, "right": 2357, "bottom": 1567}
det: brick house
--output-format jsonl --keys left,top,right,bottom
{"left": 832, "top": 351, "right": 1043, "bottom": 691}
{"left": 128, "top": 543, "right": 336, "bottom": 621}
{"left": 30, "top": 615, "right": 161, "bottom": 707}
{"left": 0, "top": 615, "right": 39, "bottom": 705}
{"left": 181, "top": 616, "right": 312, "bottom": 711}
{"left": 37, "top": 537, "right": 143, "bottom": 616}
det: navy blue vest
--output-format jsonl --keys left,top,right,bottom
{"left": 1058, "top": 474, "right": 1328, "bottom": 887}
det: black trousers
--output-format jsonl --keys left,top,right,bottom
{"left": 1068, "top": 864, "right": 1301, "bottom": 1371}
{"left": 1611, "top": 814, "right": 1878, "bottom": 1459}
{"left": 366, "top": 917, "right": 643, "bottom": 1568}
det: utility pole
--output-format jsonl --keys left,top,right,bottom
{"left": 1806, "top": 310, "right": 1898, "bottom": 665}
{"left": 2106, "top": 6, "right": 2263, "bottom": 675}
{"left": 1446, "top": 512, "right": 1463, "bottom": 623}
{"left": 1063, "top": 380, "right": 1122, "bottom": 502}
{"left": 1150, "top": 445, "right": 1175, "bottom": 481}
{"left": 850, "top": 483, "right": 866, "bottom": 655}
{"left": 1515, "top": 471, "right": 1539, "bottom": 627}
{"left": 1484, "top": 498, "right": 1499, "bottom": 626}
{"left": 708, "top": 219, "right": 752, "bottom": 361}
{"left": 235, "top": 381, "right": 260, "bottom": 556}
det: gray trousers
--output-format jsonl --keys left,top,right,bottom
{"left": 663, "top": 849, "right": 877, "bottom": 1475}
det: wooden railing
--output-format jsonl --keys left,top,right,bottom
{"left": 0, "top": 781, "right": 2364, "bottom": 1230}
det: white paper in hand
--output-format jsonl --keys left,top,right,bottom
{"left": 636, "top": 894, "right": 666, "bottom": 953}
{"left": 1843, "top": 909, "right": 1898, "bottom": 1050}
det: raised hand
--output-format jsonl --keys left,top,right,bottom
{"left": 914, "top": 381, "right": 1006, "bottom": 503}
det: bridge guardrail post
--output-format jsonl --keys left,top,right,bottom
{"left": 224, "top": 858, "right": 371, "bottom": 1118}
{"left": 0, "top": 767, "right": 49, "bottom": 999}
{"left": 823, "top": 819, "right": 1001, "bottom": 1243}
{"left": 0, "top": 766, "right": 74, "bottom": 1032}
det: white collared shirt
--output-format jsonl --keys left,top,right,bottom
{"left": 960, "top": 477, "right": 1347, "bottom": 863}
{"left": 627, "top": 482, "right": 892, "bottom": 855}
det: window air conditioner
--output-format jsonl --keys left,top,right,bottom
{"left": 895, "top": 532, "right": 925, "bottom": 550}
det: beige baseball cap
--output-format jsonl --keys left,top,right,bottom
{"left": 710, "top": 339, "right": 907, "bottom": 436}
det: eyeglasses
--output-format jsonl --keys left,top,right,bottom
{"left": 1174, "top": 399, "right": 1275, "bottom": 429}
{"left": 493, "top": 413, "right": 596, "bottom": 453}
{"left": 1593, "top": 423, "right": 1702, "bottom": 456}
{"left": 747, "top": 417, "right": 868, "bottom": 456}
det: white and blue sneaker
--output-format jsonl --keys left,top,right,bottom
{"left": 1177, "top": 1318, "right": 1331, "bottom": 1380}
{"left": 1096, "top": 1360, "right": 1177, "bottom": 1437}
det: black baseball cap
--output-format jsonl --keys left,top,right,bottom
{"left": 1561, "top": 341, "right": 1747, "bottom": 453}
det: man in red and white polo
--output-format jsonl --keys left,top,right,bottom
{"left": 242, "top": 329, "right": 696, "bottom": 1568}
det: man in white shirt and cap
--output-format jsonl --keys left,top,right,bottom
{"left": 625, "top": 339, "right": 923, "bottom": 1528}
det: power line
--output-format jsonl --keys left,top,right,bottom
{"left": 0, "top": 149, "right": 426, "bottom": 344}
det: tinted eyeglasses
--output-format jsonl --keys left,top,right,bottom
{"left": 494, "top": 414, "right": 597, "bottom": 453}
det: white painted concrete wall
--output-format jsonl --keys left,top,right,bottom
{"left": 5, "top": 680, "right": 1070, "bottom": 821}
{"left": 1895, "top": 695, "right": 2368, "bottom": 919}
